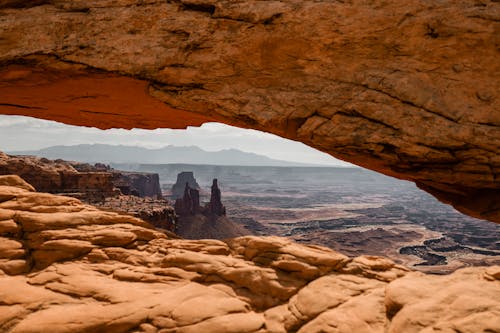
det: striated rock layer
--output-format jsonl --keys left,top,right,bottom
{"left": 0, "top": 152, "right": 163, "bottom": 201}
{"left": 0, "top": 0, "right": 498, "bottom": 222}
{"left": 0, "top": 152, "right": 117, "bottom": 200}
{"left": 0, "top": 175, "right": 498, "bottom": 332}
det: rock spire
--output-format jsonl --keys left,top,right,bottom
{"left": 206, "top": 178, "right": 226, "bottom": 216}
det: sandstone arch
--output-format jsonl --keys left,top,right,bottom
{"left": 0, "top": 0, "right": 499, "bottom": 222}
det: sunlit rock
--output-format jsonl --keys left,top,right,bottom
{"left": 0, "top": 175, "right": 498, "bottom": 332}
{"left": 0, "top": 1, "right": 498, "bottom": 221}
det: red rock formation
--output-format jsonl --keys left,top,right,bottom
{"left": 71, "top": 162, "right": 163, "bottom": 198}
{"left": 0, "top": 153, "right": 116, "bottom": 201}
{"left": 174, "top": 178, "right": 244, "bottom": 239}
{"left": 94, "top": 195, "right": 177, "bottom": 232}
{"left": 111, "top": 171, "right": 162, "bottom": 198}
{"left": 171, "top": 171, "right": 201, "bottom": 199}
{"left": 175, "top": 178, "right": 226, "bottom": 217}
{"left": 0, "top": 153, "right": 165, "bottom": 202}
{"left": 174, "top": 182, "right": 202, "bottom": 216}
{"left": 205, "top": 178, "right": 226, "bottom": 216}
{"left": 0, "top": 1, "right": 498, "bottom": 222}
{"left": 0, "top": 175, "right": 498, "bottom": 333}
{"left": 136, "top": 207, "right": 176, "bottom": 232}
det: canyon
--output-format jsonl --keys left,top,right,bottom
{"left": 0, "top": 0, "right": 498, "bottom": 222}
{"left": 0, "top": 152, "right": 177, "bottom": 232}
{"left": 138, "top": 164, "right": 499, "bottom": 274}
{"left": 0, "top": 1, "right": 498, "bottom": 331}
{"left": 2, "top": 153, "right": 497, "bottom": 274}
{"left": 0, "top": 175, "right": 498, "bottom": 333}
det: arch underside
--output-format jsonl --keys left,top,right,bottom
{"left": 0, "top": 0, "right": 499, "bottom": 222}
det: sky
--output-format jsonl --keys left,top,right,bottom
{"left": 0, "top": 115, "right": 353, "bottom": 167}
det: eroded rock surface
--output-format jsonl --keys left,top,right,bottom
{"left": 175, "top": 180, "right": 247, "bottom": 239}
{"left": 111, "top": 171, "right": 163, "bottom": 198}
{"left": 171, "top": 172, "right": 201, "bottom": 200}
{"left": 175, "top": 182, "right": 202, "bottom": 216}
{"left": 0, "top": 152, "right": 117, "bottom": 200}
{"left": 0, "top": 175, "right": 498, "bottom": 332}
{"left": 93, "top": 195, "right": 177, "bottom": 232}
{"left": 0, "top": 152, "right": 164, "bottom": 202}
{"left": 0, "top": 0, "right": 498, "bottom": 222}
{"left": 206, "top": 178, "right": 226, "bottom": 216}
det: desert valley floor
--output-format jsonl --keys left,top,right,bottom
{"left": 111, "top": 164, "right": 500, "bottom": 274}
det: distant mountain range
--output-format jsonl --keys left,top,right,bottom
{"left": 8, "top": 144, "right": 324, "bottom": 167}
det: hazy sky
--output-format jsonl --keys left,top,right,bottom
{"left": 0, "top": 115, "right": 353, "bottom": 167}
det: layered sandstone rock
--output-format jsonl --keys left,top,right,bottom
{"left": 0, "top": 153, "right": 116, "bottom": 200}
{"left": 0, "top": 175, "right": 498, "bottom": 332}
{"left": 0, "top": 152, "right": 164, "bottom": 201}
{"left": 69, "top": 161, "right": 164, "bottom": 198}
{"left": 0, "top": 0, "right": 498, "bottom": 222}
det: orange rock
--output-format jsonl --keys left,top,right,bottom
{"left": 0, "top": 1, "right": 498, "bottom": 221}
{"left": 0, "top": 175, "right": 497, "bottom": 332}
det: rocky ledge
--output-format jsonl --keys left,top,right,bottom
{"left": 93, "top": 195, "right": 177, "bottom": 233}
{"left": 0, "top": 175, "right": 498, "bottom": 333}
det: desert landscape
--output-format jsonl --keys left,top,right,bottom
{"left": 0, "top": 174, "right": 498, "bottom": 333}
{"left": 3, "top": 151, "right": 498, "bottom": 274}
{"left": 113, "top": 163, "right": 500, "bottom": 274}
{"left": 0, "top": 0, "right": 499, "bottom": 332}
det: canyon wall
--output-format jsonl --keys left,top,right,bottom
{"left": 112, "top": 171, "right": 163, "bottom": 198}
{"left": 0, "top": 153, "right": 175, "bottom": 230}
{"left": 0, "top": 153, "right": 163, "bottom": 201}
{"left": 72, "top": 162, "right": 163, "bottom": 198}
{"left": 171, "top": 171, "right": 201, "bottom": 199}
{"left": 0, "top": 152, "right": 116, "bottom": 200}
{"left": 0, "top": 1, "right": 499, "bottom": 222}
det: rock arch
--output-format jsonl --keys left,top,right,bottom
{"left": 0, "top": 0, "right": 498, "bottom": 222}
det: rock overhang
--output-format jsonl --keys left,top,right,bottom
{"left": 0, "top": 0, "right": 498, "bottom": 222}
